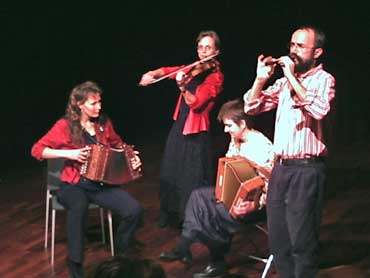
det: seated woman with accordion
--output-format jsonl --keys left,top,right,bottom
{"left": 159, "top": 99, "right": 275, "bottom": 278}
{"left": 31, "top": 81, "right": 143, "bottom": 278}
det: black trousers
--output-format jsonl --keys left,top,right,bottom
{"left": 57, "top": 179, "right": 143, "bottom": 263}
{"left": 181, "top": 187, "right": 240, "bottom": 262}
{"left": 266, "top": 160, "right": 325, "bottom": 278}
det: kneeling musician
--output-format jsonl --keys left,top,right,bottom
{"left": 159, "top": 99, "right": 275, "bottom": 278}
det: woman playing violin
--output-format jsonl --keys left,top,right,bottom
{"left": 139, "top": 30, "right": 224, "bottom": 228}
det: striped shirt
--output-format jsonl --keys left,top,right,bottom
{"left": 243, "top": 64, "right": 335, "bottom": 159}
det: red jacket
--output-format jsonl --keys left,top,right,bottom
{"left": 160, "top": 61, "right": 223, "bottom": 135}
{"left": 31, "top": 118, "right": 124, "bottom": 184}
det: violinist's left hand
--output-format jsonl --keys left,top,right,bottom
{"left": 176, "top": 71, "right": 186, "bottom": 92}
{"left": 131, "top": 150, "right": 142, "bottom": 171}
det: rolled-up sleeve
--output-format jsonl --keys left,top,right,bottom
{"left": 243, "top": 78, "right": 283, "bottom": 115}
{"left": 296, "top": 72, "right": 336, "bottom": 120}
{"left": 31, "top": 119, "right": 69, "bottom": 160}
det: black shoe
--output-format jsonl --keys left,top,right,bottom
{"left": 67, "top": 259, "right": 85, "bottom": 278}
{"left": 193, "top": 262, "right": 228, "bottom": 278}
{"left": 159, "top": 248, "right": 192, "bottom": 265}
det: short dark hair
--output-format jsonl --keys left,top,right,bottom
{"left": 296, "top": 25, "right": 326, "bottom": 48}
{"left": 217, "top": 99, "right": 254, "bottom": 129}
{"left": 196, "top": 30, "right": 221, "bottom": 50}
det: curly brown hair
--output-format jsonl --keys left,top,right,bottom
{"left": 65, "top": 81, "right": 103, "bottom": 145}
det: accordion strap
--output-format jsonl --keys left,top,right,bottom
{"left": 227, "top": 163, "right": 244, "bottom": 184}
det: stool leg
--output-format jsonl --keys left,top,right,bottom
{"left": 45, "top": 191, "right": 51, "bottom": 249}
{"left": 255, "top": 223, "right": 268, "bottom": 235}
{"left": 99, "top": 208, "right": 106, "bottom": 244}
{"left": 51, "top": 209, "right": 56, "bottom": 265}
{"left": 249, "top": 255, "right": 269, "bottom": 263}
{"left": 108, "top": 211, "right": 114, "bottom": 256}
{"left": 261, "top": 254, "right": 273, "bottom": 278}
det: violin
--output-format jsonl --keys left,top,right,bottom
{"left": 179, "top": 60, "right": 216, "bottom": 85}
{"left": 146, "top": 53, "right": 219, "bottom": 85}
{"left": 187, "top": 60, "right": 216, "bottom": 78}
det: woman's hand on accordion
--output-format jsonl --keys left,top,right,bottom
{"left": 131, "top": 151, "right": 142, "bottom": 172}
{"left": 69, "top": 146, "right": 91, "bottom": 163}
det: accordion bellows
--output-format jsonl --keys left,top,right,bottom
{"left": 215, "top": 157, "right": 264, "bottom": 218}
{"left": 80, "top": 144, "right": 142, "bottom": 185}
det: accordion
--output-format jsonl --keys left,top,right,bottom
{"left": 80, "top": 144, "right": 142, "bottom": 185}
{"left": 215, "top": 157, "right": 264, "bottom": 218}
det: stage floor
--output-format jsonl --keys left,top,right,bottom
{"left": 0, "top": 139, "right": 369, "bottom": 278}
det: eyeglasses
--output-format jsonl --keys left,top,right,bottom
{"left": 287, "top": 42, "right": 316, "bottom": 50}
{"left": 197, "top": 45, "right": 214, "bottom": 52}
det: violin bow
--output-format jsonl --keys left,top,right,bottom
{"left": 148, "top": 52, "right": 219, "bottom": 85}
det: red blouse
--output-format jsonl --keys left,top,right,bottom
{"left": 160, "top": 61, "right": 223, "bottom": 135}
{"left": 31, "top": 118, "right": 124, "bottom": 184}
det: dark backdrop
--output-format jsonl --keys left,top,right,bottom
{"left": 2, "top": 3, "right": 370, "bottom": 172}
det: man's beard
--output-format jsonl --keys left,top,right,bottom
{"left": 290, "top": 53, "right": 315, "bottom": 74}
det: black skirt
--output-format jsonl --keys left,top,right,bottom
{"left": 159, "top": 101, "right": 212, "bottom": 217}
